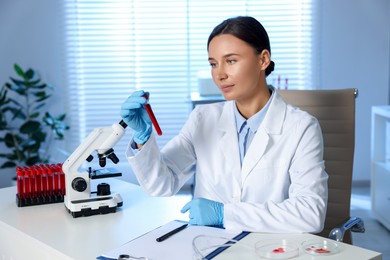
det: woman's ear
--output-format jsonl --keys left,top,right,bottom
{"left": 258, "top": 49, "right": 271, "bottom": 71}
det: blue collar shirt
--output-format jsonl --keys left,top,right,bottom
{"left": 234, "top": 90, "right": 273, "bottom": 166}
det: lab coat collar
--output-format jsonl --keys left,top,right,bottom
{"left": 260, "top": 87, "right": 287, "bottom": 135}
{"left": 218, "top": 101, "right": 243, "bottom": 186}
{"left": 217, "top": 89, "right": 288, "bottom": 187}
{"left": 241, "top": 88, "right": 287, "bottom": 183}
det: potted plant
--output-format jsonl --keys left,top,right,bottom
{"left": 0, "top": 64, "right": 69, "bottom": 174}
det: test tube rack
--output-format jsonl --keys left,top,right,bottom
{"left": 15, "top": 163, "right": 66, "bottom": 207}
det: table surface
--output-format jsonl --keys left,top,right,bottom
{"left": 0, "top": 179, "right": 383, "bottom": 260}
{"left": 0, "top": 178, "right": 189, "bottom": 259}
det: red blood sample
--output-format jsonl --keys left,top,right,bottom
{"left": 16, "top": 169, "right": 25, "bottom": 199}
{"left": 272, "top": 247, "right": 285, "bottom": 253}
{"left": 315, "top": 248, "right": 331, "bottom": 254}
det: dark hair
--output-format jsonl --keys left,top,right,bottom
{"left": 207, "top": 16, "right": 275, "bottom": 76}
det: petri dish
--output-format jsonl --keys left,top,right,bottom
{"left": 301, "top": 239, "right": 340, "bottom": 256}
{"left": 255, "top": 239, "right": 299, "bottom": 259}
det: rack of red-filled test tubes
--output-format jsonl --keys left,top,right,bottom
{"left": 15, "top": 163, "right": 66, "bottom": 207}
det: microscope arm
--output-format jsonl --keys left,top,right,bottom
{"left": 63, "top": 122, "right": 126, "bottom": 175}
{"left": 62, "top": 121, "right": 126, "bottom": 201}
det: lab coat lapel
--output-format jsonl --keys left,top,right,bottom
{"left": 241, "top": 128, "right": 269, "bottom": 183}
{"left": 241, "top": 90, "right": 286, "bottom": 184}
{"left": 218, "top": 102, "right": 242, "bottom": 185}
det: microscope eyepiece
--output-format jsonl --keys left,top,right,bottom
{"left": 98, "top": 148, "right": 120, "bottom": 166}
{"left": 86, "top": 154, "right": 94, "bottom": 162}
{"left": 99, "top": 157, "right": 106, "bottom": 167}
{"left": 108, "top": 153, "right": 119, "bottom": 164}
{"left": 119, "top": 120, "right": 128, "bottom": 129}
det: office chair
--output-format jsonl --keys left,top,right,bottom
{"left": 278, "top": 88, "right": 364, "bottom": 244}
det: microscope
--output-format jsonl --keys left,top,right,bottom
{"left": 62, "top": 120, "right": 127, "bottom": 218}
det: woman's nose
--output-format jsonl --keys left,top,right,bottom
{"left": 215, "top": 66, "right": 227, "bottom": 81}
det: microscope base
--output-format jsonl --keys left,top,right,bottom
{"left": 64, "top": 193, "right": 123, "bottom": 218}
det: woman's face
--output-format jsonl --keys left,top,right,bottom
{"left": 208, "top": 34, "right": 268, "bottom": 102}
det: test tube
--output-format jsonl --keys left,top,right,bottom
{"left": 47, "top": 166, "right": 54, "bottom": 198}
{"left": 58, "top": 163, "right": 66, "bottom": 196}
{"left": 35, "top": 165, "right": 43, "bottom": 200}
{"left": 30, "top": 166, "right": 38, "bottom": 202}
{"left": 24, "top": 168, "right": 32, "bottom": 201}
{"left": 40, "top": 164, "right": 48, "bottom": 199}
{"left": 50, "top": 164, "right": 59, "bottom": 196}
{"left": 16, "top": 167, "right": 25, "bottom": 200}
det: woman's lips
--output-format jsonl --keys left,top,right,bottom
{"left": 220, "top": 84, "right": 234, "bottom": 92}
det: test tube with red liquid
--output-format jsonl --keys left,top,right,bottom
{"left": 15, "top": 163, "right": 66, "bottom": 207}
{"left": 58, "top": 163, "right": 66, "bottom": 196}
{"left": 143, "top": 93, "right": 162, "bottom": 136}
{"left": 16, "top": 167, "right": 25, "bottom": 200}
{"left": 35, "top": 165, "right": 43, "bottom": 199}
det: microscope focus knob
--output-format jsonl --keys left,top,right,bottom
{"left": 97, "top": 183, "right": 111, "bottom": 196}
{"left": 72, "top": 177, "right": 87, "bottom": 192}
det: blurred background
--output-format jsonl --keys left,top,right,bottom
{"left": 1, "top": 0, "right": 389, "bottom": 187}
{"left": 0, "top": 0, "right": 389, "bottom": 257}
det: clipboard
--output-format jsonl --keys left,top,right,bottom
{"left": 204, "top": 231, "right": 250, "bottom": 259}
{"left": 97, "top": 220, "right": 249, "bottom": 260}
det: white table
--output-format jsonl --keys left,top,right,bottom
{"left": 0, "top": 179, "right": 383, "bottom": 260}
{"left": 0, "top": 178, "right": 189, "bottom": 259}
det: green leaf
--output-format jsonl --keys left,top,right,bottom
{"left": 14, "top": 64, "right": 25, "bottom": 79}
{"left": 20, "top": 120, "right": 41, "bottom": 134}
{"left": 26, "top": 79, "right": 42, "bottom": 87}
{"left": 32, "top": 130, "right": 46, "bottom": 142}
{"left": 4, "top": 133, "right": 17, "bottom": 147}
{"left": 8, "top": 98, "right": 22, "bottom": 107}
{"left": 34, "top": 103, "right": 46, "bottom": 111}
{"left": 25, "top": 69, "right": 35, "bottom": 80}
{"left": 10, "top": 77, "right": 26, "bottom": 85}
{"left": 30, "top": 112, "right": 40, "bottom": 119}
{"left": 55, "top": 128, "right": 65, "bottom": 140}
{"left": 20, "top": 139, "right": 37, "bottom": 153}
{"left": 9, "top": 79, "right": 26, "bottom": 95}
{"left": 22, "top": 141, "right": 40, "bottom": 155}
{"left": 3, "top": 82, "right": 12, "bottom": 90}
{"left": 0, "top": 87, "right": 7, "bottom": 103}
{"left": 34, "top": 91, "right": 47, "bottom": 98}
{"left": 43, "top": 114, "right": 54, "bottom": 125}
{"left": 7, "top": 106, "right": 26, "bottom": 120}
{"left": 0, "top": 161, "right": 17, "bottom": 169}
{"left": 57, "top": 113, "right": 66, "bottom": 121}
{"left": 0, "top": 121, "right": 7, "bottom": 130}
{"left": 0, "top": 152, "right": 18, "bottom": 160}
{"left": 32, "top": 83, "right": 47, "bottom": 89}
{"left": 35, "top": 95, "right": 51, "bottom": 103}
{"left": 26, "top": 156, "right": 40, "bottom": 166}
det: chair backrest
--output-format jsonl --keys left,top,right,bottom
{"left": 278, "top": 88, "right": 357, "bottom": 244}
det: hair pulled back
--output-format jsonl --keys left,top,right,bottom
{"left": 207, "top": 16, "right": 275, "bottom": 76}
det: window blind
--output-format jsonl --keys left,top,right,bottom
{"left": 62, "top": 0, "right": 318, "bottom": 166}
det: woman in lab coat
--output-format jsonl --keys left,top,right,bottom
{"left": 121, "top": 16, "right": 328, "bottom": 233}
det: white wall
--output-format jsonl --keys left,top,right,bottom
{"left": 0, "top": 0, "right": 389, "bottom": 187}
{"left": 320, "top": 0, "right": 390, "bottom": 182}
{"left": 0, "top": 0, "right": 65, "bottom": 187}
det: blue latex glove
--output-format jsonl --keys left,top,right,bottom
{"left": 181, "top": 198, "right": 224, "bottom": 226}
{"left": 120, "top": 90, "right": 152, "bottom": 144}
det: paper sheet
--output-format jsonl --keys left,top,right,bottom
{"left": 97, "top": 220, "right": 242, "bottom": 260}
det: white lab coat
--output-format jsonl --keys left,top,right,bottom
{"left": 126, "top": 89, "right": 328, "bottom": 233}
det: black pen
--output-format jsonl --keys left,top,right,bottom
{"left": 156, "top": 224, "right": 188, "bottom": 242}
